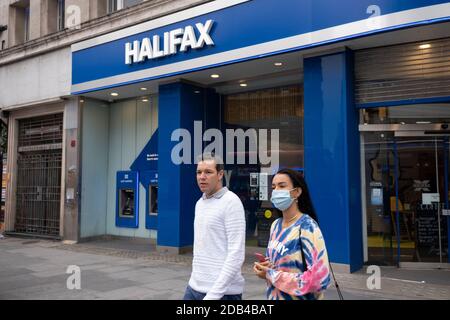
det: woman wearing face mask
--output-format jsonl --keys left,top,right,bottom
{"left": 253, "top": 168, "right": 331, "bottom": 300}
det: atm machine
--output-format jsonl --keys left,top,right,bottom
{"left": 141, "top": 170, "right": 158, "bottom": 230}
{"left": 116, "top": 171, "right": 139, "bottom": 228}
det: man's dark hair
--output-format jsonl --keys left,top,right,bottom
{"left": 198, "top": 153, "right": 224, "bottom": 173}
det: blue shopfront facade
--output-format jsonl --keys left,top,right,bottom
{"left": 73, "top": 0, "right": 450, "bottom": 272}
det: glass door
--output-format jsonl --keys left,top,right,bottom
{"left": 362, "top": 131, "right": 397, "bottom": 265}
{"left": 394, "top": 135, "right": 448, "bottom": 264}
{"left": 362, "top": 131, "right": 449, "bottom": 266}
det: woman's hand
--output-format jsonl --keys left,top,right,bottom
{"left": 253, "top": 260, "right": 273, "bottom": 280}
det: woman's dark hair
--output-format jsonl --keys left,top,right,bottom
{"left": 275, "top": 168, "right": 319, "bottom": 223}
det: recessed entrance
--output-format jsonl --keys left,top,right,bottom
{"left": 360, "top": 105, "right": 450, "bottom": 266}
{"left": 14, "top": 114, "right": 63, "bottom": 238}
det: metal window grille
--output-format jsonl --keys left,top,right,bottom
{"left": 15, "top": 114, "right": 63, "bottom": 237}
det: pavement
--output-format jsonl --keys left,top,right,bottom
{"left": 0, "top": 235, "right": 450, "bottom": 300}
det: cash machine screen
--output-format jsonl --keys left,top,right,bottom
{"left": 119, "top": 188, "right": 135, "bottom": 218}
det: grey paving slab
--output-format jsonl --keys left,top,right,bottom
{"left": 95, "top": 285, "right": 159, "bottom": 300}
{"left": 23, "top": 263, "right": 65, "bottom": 273}
{"left": 0, "top": 254, "right": 45, "bottom": 268}
{"left": 142, "top": 278, "right": 189, "bottom": 291}
{"left": 0, "top": 267, "right": 32, "bottom": 278}
{"left": 0, "top": 274, "right": 68, "bottom": 294}
{"left": 0, "top": 283, "right": 68, "bottom": 300}
{"left": 31, "top": 269, "right": 71, "bottom": 278}
{"left": 97, "top": 265, "right": 138, "bottom": 274}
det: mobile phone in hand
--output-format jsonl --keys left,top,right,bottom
{"left": 254, "top": 252, "right": 266, "bottom": 263}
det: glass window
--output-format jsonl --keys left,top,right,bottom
{"left": 123, "top": 0, "right": 143, "bottom": 8}
{"left": 107, "top": 0, "right": 118, "bottom": 13}
{"left": 361, "top": 104, "right": 450, "bottom": 125}
{"left": 224, "top": 85, "right": 304, "bottom": 169}
{"left": 57, "top": 0, "right": 65, "bottom": 31}
{"left": 360, "top": 104, "right": 450, "bottom": 265}
{"left": 108, "top": 0, "right": 142, "bottom": 13}
{"left": 24, "top": 6, "right": 30, "bottom": 42}
{"left": 223, "top": 85, "right": 304, "bottom": 246}
{"left": 9, "top": 1, "right": 30, "bottom": 45}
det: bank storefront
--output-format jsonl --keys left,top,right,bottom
{"left": 72, "top": 0, "right": 450, "bottom": 272}
{"left": 356, "top": 38, "right": 450, "bottom": 266}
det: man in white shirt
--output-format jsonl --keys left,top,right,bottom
{"left": 183, "top": 154, "right": 246, "bottom": 300}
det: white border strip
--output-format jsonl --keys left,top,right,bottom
{"left": 72, "top": 3, "right": 450, "bottom": 93}
{"left": 71, "top": 0, "right": 250, "bottom": 52}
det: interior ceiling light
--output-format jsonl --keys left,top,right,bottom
{"left": 416, "top": 121, "right": 431, "bottom": 124}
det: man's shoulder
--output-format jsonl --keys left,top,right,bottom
{"left": 222, "top": 190, "right": 245, "bottom": 214}
{"left": 195, "top": 197, "right": 204, "bottom": 209}
{"left": 222, "top": 189, "right": 242, "bottom": 203}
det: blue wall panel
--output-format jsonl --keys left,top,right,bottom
{"left": 304, "top": 50, "right": 363, "bottom": 272}
{"left": 157, "top": 83, "right": 220, "bottom": 248}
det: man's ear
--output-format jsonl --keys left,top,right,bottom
{"left": 218, "top": 170, "right": 224, "bottom": 181}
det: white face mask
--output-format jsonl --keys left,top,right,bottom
{"left": 270, "top": 189, "right": 296, "bottom": 211}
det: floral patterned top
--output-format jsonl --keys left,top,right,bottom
{"left": 265, "top": 214, "right": 331, "bottom": 300}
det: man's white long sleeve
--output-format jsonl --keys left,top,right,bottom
{"left": 188, "top": 188, "right": 246, "bottom": 300}
{"left": 203, "top": 199, "right": 246, "bottom": 300}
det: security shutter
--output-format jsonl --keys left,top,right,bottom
{"left": 15, "top": 114, "right": 63, "bottom": 237}
{"left": 355, "top": 37, "right": 450, "bottom": 105}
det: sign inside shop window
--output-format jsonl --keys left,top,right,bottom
{"left": 250, "top": 173, "right": 259, "bottom": 187}
{"left": 370, "top": 188, "right": 383, "bottom": 206}
{"left": 416, "top": 204, "right": 448, "bottom": 254}
{"left": 422, "top": 193, "right": 440, "bottom": 205}
{"left": 259, "top": 173, "right": 268, "bottom": 201}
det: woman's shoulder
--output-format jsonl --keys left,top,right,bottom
{"left": 271, "top": 217, "right": 282, "bottom": 226}
{"left": 298, "top": 214, "right": 320, "bottom": 233}
{"left": 270, "top": 217, "right": 282, "bottom": 230}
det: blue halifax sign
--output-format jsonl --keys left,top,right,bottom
{"left": 71, "top": 0, "right": 450, "bottom": 94}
